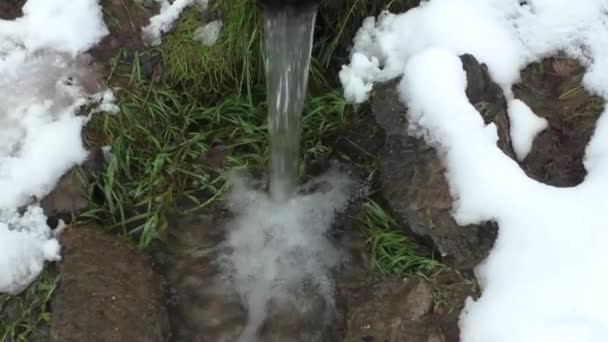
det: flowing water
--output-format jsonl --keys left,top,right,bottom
{"left": 263, "top": 4, "right": 317, "bottom": 201}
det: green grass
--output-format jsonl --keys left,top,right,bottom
{"left": 85, "top": 62, "right": 266, "bottom": 246}
{"left": 158, "top": 0, "right": 262, "bottom": 98}
{"left": 0, "top": 270, "right": 58, "bottom": 342}
{"left": 156, "top": 0, "right": 422, "bottom": 94}
{"left": 84, "top": 50, "right": 350, "bottom": 246}
{"left": 74, "top": 0, "right": 434, "bottom": 269}
{"left": 81, "top": 0, "right": 427, "bottom": 252}
{"left": 359, "top": 199, "right": 442, "bottom": 276}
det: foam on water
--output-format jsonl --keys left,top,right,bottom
{"left": 219, "top": 168, "right": 354, "bottom": 341}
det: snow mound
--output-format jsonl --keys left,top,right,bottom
{"left": 0, "top": 0, "right": 110, "bottom": 294}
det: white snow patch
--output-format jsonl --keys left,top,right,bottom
{"left": 0, "top": 0, "right": 110, "bottom": 294}
{"left": 507, "top": 99, "right": 548, "bottom": 160}
{"left": 0, "top": 206, "right": 60, "bottom": 294}
{"left": 193, "top": 20, "right": 222, "bottom": 47}
{"left": 142, "top": 0, "right": 208, "bottom": 46}
{"left": 341, "top": 0, "right": 608, "bottom": 340}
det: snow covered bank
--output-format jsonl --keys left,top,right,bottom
{"left": 0, "top": 0, "right": 112, "bottom": 294}
{"left": 341, "top": 0, "right": 608, "bottom": 340}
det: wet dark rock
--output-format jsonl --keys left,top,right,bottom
{"left": 344, "top": 279, "right": 441, "bottom": 342}
{"left": 332, "top": 102, "right": 385, "bottom": 167}
{"left": 370, "top": 55, "right": 503, "bottom": 270}
{"left": 461, "top": 54, "right": 515, "bottom": 158}
{"left": 161, "top": 212, "right": 246, "bottom": 342}
{"left": 41, "top": 169, "right": 89, "bottom": 222}
{"left": 0, "top": 0, "right": 24, "bottom": 20}
{"left": 261, "top": 292, "right": 341, "bottom": 342}
{"left": 41, "top": 148, "right": 105, "bottom": 224}
{"left": 82, "top": 145, "right": 107, "bottom": 172}
{"left": 162, "top": 203, "right": 349, "bottom": 342}
{"left": 50, "top": 225, "right": 170, "bottom": 342}
{"left": 404, "top": 281, "right": 435, "bottom": 320}
{"left": 344, "top": 269, "right": 474, "bottom": 342}
{"left": 513, "top": 57, "right": 604, "bottom": 187}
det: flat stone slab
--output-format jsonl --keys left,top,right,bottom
{"left": 50, "top": 225, "right": 170, "bottom": 342}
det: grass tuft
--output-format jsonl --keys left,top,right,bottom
{"left": 359, "top": 199, "right": 442, "bottom": 276}
{"left": 0, "top": 270, "right": 58, "bottom": 342}
{"left": 159, "top": 0, "right": 262, "bottom": 99}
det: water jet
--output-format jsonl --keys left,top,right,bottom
{"left": 258, "top": 0, "right": 320, "bottom": 200}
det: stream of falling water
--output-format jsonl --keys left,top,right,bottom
{"left": 263, "top": 4, "right": 317, "bottom": 201}
{"left": 231, "top": 4, "right": 319, "bottom": 342}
